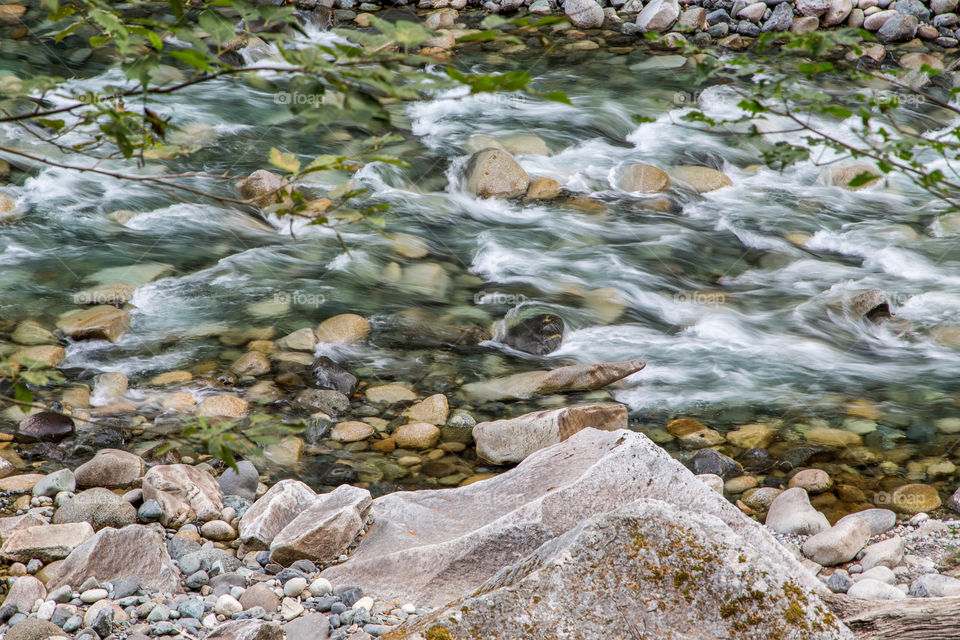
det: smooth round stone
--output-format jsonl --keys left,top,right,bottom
{"left": 17, "top": 412, "right": 75, "bottom": 442}
{"left": 80, "top": 588, "right": 108, "bottom": 604}
{"left": 214, "top": 595, "right": 243, "bottom": 616}
{"left": 789, "top": 469, "right": 833, "bottom": 493}
{"left": 836, "top": 508, "right": 896, "bottom": 536}
{"left": 695, "top": 474, "right": 724, "bottom": 494}
{"left": 331, "top": 422, "right": 375, "bottom": 443}
{"left": 765, "top": 487, "right": 830, "bottom": 535}
{"left": 33, "top": 469, "right": 76, "bottom": 498}
{"left": 201, "top": 520, "right": 236, "bottom": 542}
{"left": 802, "top": 517, "right": 871, "bottom": 566}
{"left": 353, "top": 596, "right": 374, "bottom": 611}
{"left": 179, "top": 600, "right": 205, "bottom": 620}
{"left": 283, "top": 578, "right": 308, "bottom": 597}
{"left": 910, "top": 573, "right": 960, "bottom": 597}
{"left": 935, "top": 417, "right": 960, "bottom": 434}
{"left": 843, "top": 418, "right": 877, "bottom": 435}
{"left": 847, "top": 578, "right": 907, "bottom": 600}
{"left": 392, "top": 423, "right": 440, "bottom": 450}
{"left": 138, "top": 499, "right": 163, "bottom": 523}
{"left": 742, "top": 487, "right": 782, "bottom": 511}
{"left": 855, "top": 566, "right": 895, "bottom": 584}
{"left": 886, "top": 484, "right": 941, "bottom": 514}
{"left": 308, "top": 578, "right": 332, "bottom": 597}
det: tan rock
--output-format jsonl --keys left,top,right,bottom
{"left": 804, "top": 426, "right": 861, "bottom": 448}
{"left": 56, "top": 306, "right": 130, "bottom": 343}
{"left": 10, "top": 346, "right": 65, "bottom": 368}
{"left": 73, "top": 282, "right": 136, "bottom": 306}
{"left": 789, "top": 468, "right": 833, "bottom": 493}
{"left": 464, "top": 149, "right": 530, "bottom": 199}
{"left": 620, "top": 164, "right": 670, "bottom": 192}
{"left": 365, "top": 384, "right": 417, "bottom": 404}
{"left": 525, "top": 177, "right": 562, "bottom": 200}
{"left": 726, "top": 423, "right": 774, "bottom": 450}
{"left": 195, "top": 395, "right": 248, "bottom": 418}
{"left": 665, "top": 418, "right": 725, "bottom": 448}
{"left": 265, "top": 437, "right": 303, "bottom": 466}
{"left": 161, "top": 392, "right": 195, "bottom": 412}
{"left": 11, "top": 321, "right": 56, "bottom": 346}
{"left": 74, "top": 449, "right": 145, "bottom": 489}
{"left": 402, "top": 394, "right": 449, "bottom": 425}
{"left": 392, "top": 423, "right": 441, "bottom": 450}
{"left": 884, "top": 483, "right": 940, "bottom": 515}
{"left": 462, "top": 360, "right": 645, "bottom": 403}
{"left": 669, "top": 166, "right": 733, "bottom": 193}
{"left": 275, "top": 328, "right": 317, "bottom": 352}
{"left": 825, "top": 164, "right": 882, "bottom": 190}
{"left": 149, "top": 370, "right": 193, "bottom": 386}
{"left": 0, "top": 474, "right": 45, "bottom": 493}
{"left": 230, "top": 351, "right": 271, "bottom": 377}
{"left": 316, "top": 314, "right": 370, "bottom": 344}
{"left": 331, "top": 422, "right": 374, "bottom": 443}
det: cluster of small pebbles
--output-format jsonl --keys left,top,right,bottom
{"left": 0, "top": 450, "right": 423, "bottom": 640}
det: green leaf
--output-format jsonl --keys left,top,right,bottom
{"left": 36, "top": 118, "right": 65, "bottom": 131}
{"left": 847, "top": 171, "right": 881, "bottom": 187}
{"left": 167, "top": 48, "right": 213, "bottom": 71}
{"left": 12, "top": 383, "right": 32, "bottom": 410}
{"left": 269, "top": 147, "right": 301, "bottom": 174}
{"left": 199, "top": 10, "right": 235, "bottom": 45}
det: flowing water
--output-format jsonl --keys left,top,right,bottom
{"left": 3, "top": 17, "right": 960, "bottom": 491}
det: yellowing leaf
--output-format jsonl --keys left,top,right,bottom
{"left": 268, "top": 147, "right": 300, "bottom": 174}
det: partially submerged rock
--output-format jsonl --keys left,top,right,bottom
{"left": 464, "top": 148, "right": 530, "bottom": 199}
{"left": 502, "top": 313, "right": 564, "bottom": 356}
{"left": 461, "top": 359, "right": 645, "bottom": 402}
{"left": 56, "top": 305, "right": 131, "bottom": 343}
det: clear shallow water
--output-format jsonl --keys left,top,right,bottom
{"left": 3, "top": 24, "right": 960, "bottom": 471}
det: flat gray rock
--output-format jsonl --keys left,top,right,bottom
{"left": 50, "top": 524, "right": 181, "bottom": 594}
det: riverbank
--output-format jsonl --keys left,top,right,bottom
{"left": 2, "top": 428, "right": 960, "bottom": 639}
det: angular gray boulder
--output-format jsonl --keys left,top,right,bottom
{"left": 321, "top": 428, "right": 827, "bottom": 609}
{"left": 239, "top": 479, "right": 320, "bottom": 551}
{"left": 269, "top": 485, "right": 372, "bottom": 566}
{"left": 50, "top": 524, "right": 181, "bottom": 593}
{"left": 473, "top": 403, "right": 628, "bottom": 464}
{"left": 389, "top": 500, "right": 851, "bottom": 640}
{"left": 141, "top": 464, "right": 223, "bottom": 528}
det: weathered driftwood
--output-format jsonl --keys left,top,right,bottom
{"left": 823, "top": 592, "right": 960, "bottom": 639}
